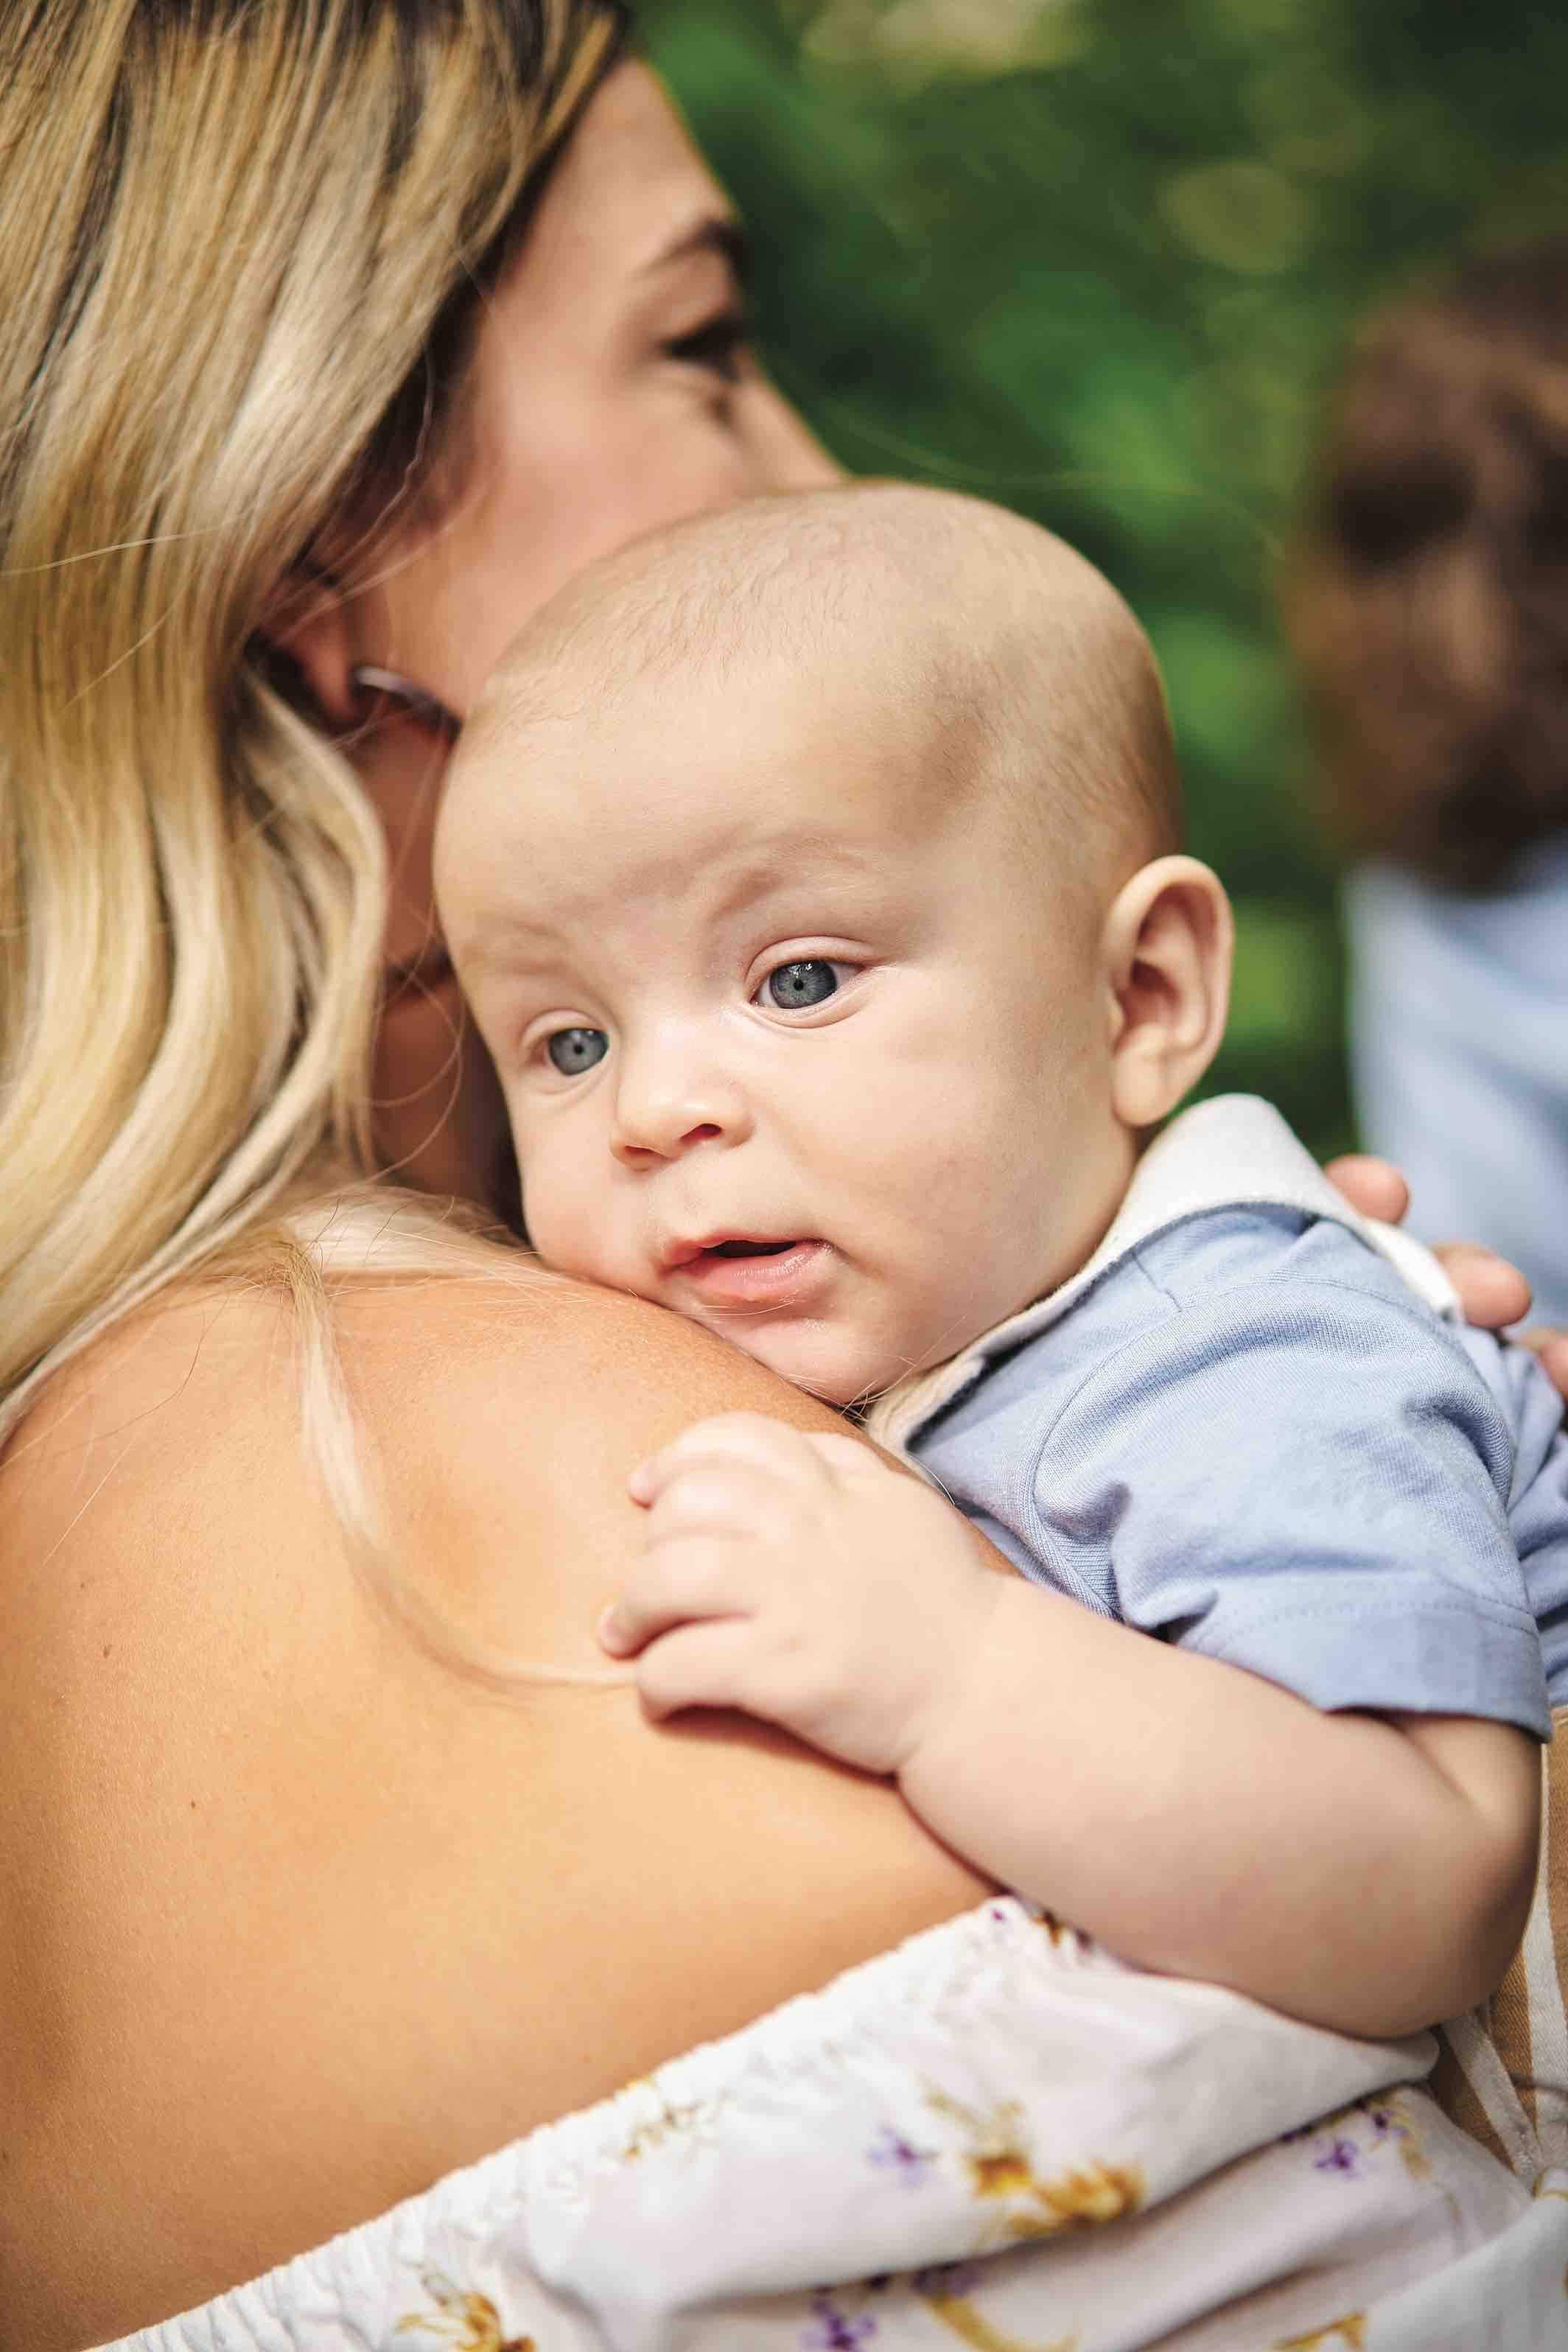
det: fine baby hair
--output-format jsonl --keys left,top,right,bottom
{"left": 454, "top": 481, "right": 1183, "bottom": 890}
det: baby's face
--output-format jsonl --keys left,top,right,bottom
{"left": 439, "top": 657, "right": 1133, "bottom": 1404}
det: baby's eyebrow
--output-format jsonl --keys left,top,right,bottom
{"left": 451, "top": 833, "right": 886, "bottom": 981}
{"left": 447, "top": 910, "right": 564, "bottom": 981}
{"left": 706, "top": 836, "right": 886, "bottom": 920}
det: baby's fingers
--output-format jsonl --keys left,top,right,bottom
{"left": 598, "top": 1540, "right": 749, "bottom": 1658}
{"left": 632, "top": 1618, "right": 770, "bottom": 1721}
{"left": 629, "top": 1411, "right": 822, "bottom": 1506}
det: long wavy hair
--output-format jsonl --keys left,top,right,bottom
{"left": 0, "top": 0, "right": 626, "bottom": 1472}
{"left": 1287, "top": 237, "right": 1568, "bottom": 888}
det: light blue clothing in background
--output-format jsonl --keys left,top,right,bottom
{"left": 875, "top": 1097, "right": 1564, "bottom": 1729}
{"left": 1345, "top": 834, "right": 1568, "bottom": 1329}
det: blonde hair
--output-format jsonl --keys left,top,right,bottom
{"left": 0, "top": 0, "right": 627, "bottom": 1480}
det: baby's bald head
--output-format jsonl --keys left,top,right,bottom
{"left": 458, "top": 483, "right": 1180, "bottom": 906}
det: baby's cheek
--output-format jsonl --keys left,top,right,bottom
{"left": 505, "top": 1126, "right": 567, "bottom": 1264}
{"left": 519, "top": 1155, "right": 628, "bottom": 1289}
{"left": 516, "top": 1168, "right": 580, "bottom": 1272}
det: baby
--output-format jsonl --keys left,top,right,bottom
{"left": 435, "top": 484, "right": 1566, "bottom": 2040}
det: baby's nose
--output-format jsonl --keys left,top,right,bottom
{"left": 609, "top": 1055, "right": 752, "bottom": 1166}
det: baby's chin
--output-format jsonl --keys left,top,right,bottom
{"left": 722, "top": 1319, "right": 917, "bottom": 1417}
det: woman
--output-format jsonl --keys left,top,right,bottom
{"left": 1, "top": 7, "right": 1561, "bottom": 2346}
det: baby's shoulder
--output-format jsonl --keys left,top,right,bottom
{"left": 1125, "top": 1199, "right": 1433, "bottom": 1321}
{"left": 1122, "top": 1207, "right": 1564, "bottom": 1471}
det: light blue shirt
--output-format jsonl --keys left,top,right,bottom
{"left": 1346, "top": 834, "right": 1568, "bottom": 1329}
{"left": 881, "top": 1098, "right": 1561, "bottom": 1734}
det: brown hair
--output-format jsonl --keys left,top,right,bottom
{"left": 1287, "top": 238, "right": 1568, "bottom": 887}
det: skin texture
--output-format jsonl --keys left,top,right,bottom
{"left": 0, "top": 1280, "right": 988, "bottom": 2348}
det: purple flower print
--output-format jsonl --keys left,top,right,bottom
{"left": 1315, "top": 2138, "right": 1361, "bottom": 2177}
{"left": 867, "top": 2124, "right": 937, "bottom": 2186}
{"left": 913, "top": 2261, "right": 983, "bottom": 2297}
{"left": 802, "top": 2295, "right": 875, "bottom": 2348}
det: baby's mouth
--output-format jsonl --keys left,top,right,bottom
{"left": 666, "top": 1236, "right": 830, "bottom": 1304}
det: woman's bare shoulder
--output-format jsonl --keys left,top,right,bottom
{"left": 1, "top": 1266, "right": 986, "bottom": 2347}
{"left": 332, "top": 1265, "right": 867, "bottom": 1663}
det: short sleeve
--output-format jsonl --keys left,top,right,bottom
{"left": 1029, "top": 1249, "right": 1553, "bottom": 1737}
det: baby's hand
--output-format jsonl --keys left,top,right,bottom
{"left": 603, "top": 1412, "right": 1002, "bottom": 1777}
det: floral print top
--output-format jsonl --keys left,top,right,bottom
{"left": 100, "top": 1900, "right": 1568, "bottom": 2352}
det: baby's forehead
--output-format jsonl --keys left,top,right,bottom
{"left": 441, "top": 669, "right": 1049, "bottom": 968}
{"left": 447, "top": 489, "right": 1172, "bottom": 919}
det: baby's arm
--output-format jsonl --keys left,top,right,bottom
{"left": 603, "top": 1413, "right": 1537, "bottom": 2040}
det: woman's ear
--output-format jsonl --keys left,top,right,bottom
{"left": 1102, "top": 855, "right": 1233, "bottom": 1129}
{"left": 253, "top": 564, "right": 363, "bottom": 732}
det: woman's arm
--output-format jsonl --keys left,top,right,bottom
{"left": 0, "top": 1271, "right": 987, "bottom": 2350}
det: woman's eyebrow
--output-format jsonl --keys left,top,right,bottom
{"left": 637, "top": 214, "right": 751, "bottom": 289}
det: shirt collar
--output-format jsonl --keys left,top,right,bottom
{"left": 865, "top": 1093, "right": 1459, "bottom": 1458}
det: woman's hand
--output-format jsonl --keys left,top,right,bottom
{"left": 606, "top": 1413, "right": 1001, "bottom": 1776}
{"left": 1326, "top": 1152, "right": 1568, "bottom": 1393}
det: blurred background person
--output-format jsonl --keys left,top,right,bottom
{"left": 1287, "top": 240, "right": 1568, "bottom": 1325}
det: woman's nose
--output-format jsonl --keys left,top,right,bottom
{"left": 609, "top": 1051, "right": 752, "bottom": 1168}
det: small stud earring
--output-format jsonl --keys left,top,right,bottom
{"left": 348, "top": 665, "right": 463, "bottom": 746}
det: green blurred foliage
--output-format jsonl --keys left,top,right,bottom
{"left": 640, "top": 0, "right": 1568, "bottom": 1152}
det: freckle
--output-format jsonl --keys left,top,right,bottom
{"left": 101, "top": 1643, "right": 111, "bottom": 1659}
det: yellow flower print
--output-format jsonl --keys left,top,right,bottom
{"left": 1371, "top": 2090, "right": 1429, "bottom": 2183}
{"left": 968, "top": 2148, "right": 1039, "bottom": 2201}
{"left": 917, "top": 2281, "right": 1078, "bottom": 2352}
{"left": 610, "top": 2077, "right": 711, "bottom": 2161}
{"left": 1001, "top": 2161, "right": 1144, "bottom": 2241}
{"left": 924, "top": 2090, "right": 1143, "bottom": 2241}
{"left": 396, "top": 2269, "right": 536, "bottom": 2352}
{"left": 1271, "top": 2317, "right": 1366, "bottom": 2351}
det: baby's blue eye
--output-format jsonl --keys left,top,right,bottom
{"left": 547, "top": 1026, "right": 608, "bottom": 1077}
{"left": 766, "top": 960, "right": 840, "bottom": 1009}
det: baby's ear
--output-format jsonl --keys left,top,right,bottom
{"left": 1102, "top": 857, "right": 1233, "bottom": 1129}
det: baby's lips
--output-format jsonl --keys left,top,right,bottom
{"left": 659, "top": 1232, "right": 811, "bottom": 1274}
{"left": 659, "top": 1235, "right": 710, "bottom": 1273}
